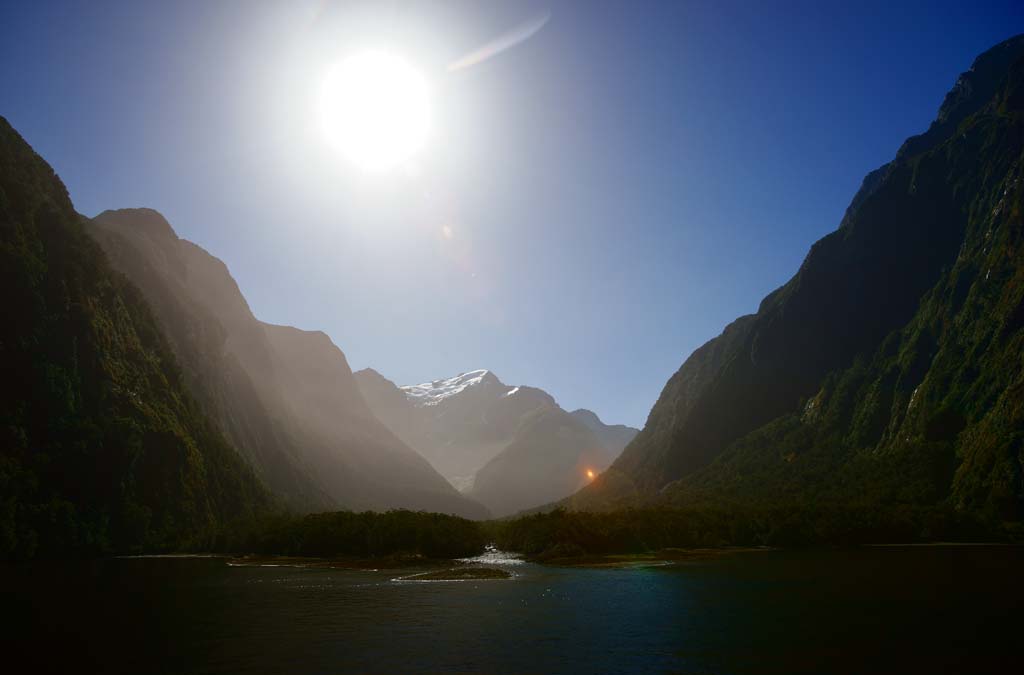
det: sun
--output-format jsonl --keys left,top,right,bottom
{"left": 318, "top": 51, "right": 431, "bottom": 173}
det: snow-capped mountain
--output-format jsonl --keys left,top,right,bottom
{"left": 354, "top": 368, "right": 638, "bottom": 516}
{"left": 401, "top": 370, "right": 505, "bottom": 405}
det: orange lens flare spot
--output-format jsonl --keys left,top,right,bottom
{"left": 586, "top": 469, "right": 596, "bottom": 480}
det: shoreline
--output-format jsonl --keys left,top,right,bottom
{"left": 107, "top": 541, "right": 1021, "bottom": 570}
{"left": 115, "top": 553, "right": 230, "bottom": 559}
{"left": 225, "top": 554, "right": 461, "bottom": 570}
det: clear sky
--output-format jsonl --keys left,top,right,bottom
{"left": 2, "top": 1, "right": 1022, "bottom": 428}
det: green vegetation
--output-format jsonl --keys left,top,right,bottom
{"left": 0, "top": 116, "right": 272, "bottom": 560}
{"left": 666, "top": 89, "right": 1024, "bottom": 520}
{"left": 492, "top": 506, "right": 1005, "bottom": 561}
{"left": 577, "top": 36, "right": 1024, "bottom": 526}
{"left": 234, "top": 509, "right": 488, "bottom": 559}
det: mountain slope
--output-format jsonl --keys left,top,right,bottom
{"left": 570, "top": 408, "right": 640, "bottom": 463}
{"left": 468, "top": 407, "right": 618, "bottom": 517}
{"left": 355, "top": 368, "right": 637, "bottom": 515}
{"left": 262, "top": 325, "right": 489, "bottom": 517}
{"left": 0, "top": 117, "right": 271, "bottom": 558}
{"left": 89, "top": 209, "right": 330, "bottom": 510}
{"left": 355, "top": 369, "right": 554, "bottom": 490}
{"left": 88, "top": 211, "right": 488, "bottom": 520}
{"left": 572, "top": 35, "right": 1024, "bottom": 520}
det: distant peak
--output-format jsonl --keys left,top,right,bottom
{"left": 570, "top": 408, "right": 639, "bottom": 433}
{"left": 94, "top": 208, "right": 178, "bottom": 241}
{"left": 459, "top": 368, "right": 495, "bottom": 381}
{"left": 401, "top": 369, "right": 504, "bottom": 406}
{"left": 570, "top": 408, "right": 601, "bottom": 424}
{"left": 354, "top": 367, "right": 396, "bottom": 385}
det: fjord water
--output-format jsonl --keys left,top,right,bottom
{"left": 5, "top": 547, "right": 1022, "bottom": 674}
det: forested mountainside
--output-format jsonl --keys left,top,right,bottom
{"left": 571, "top": 35, "right": 1024, "bottom": 523}
{"left": 89, "top": 210, "right": 487, "bottom": 520}
{"left": 0, "top": 117, "right": 271, "bottom": 559}
{"left": 355, "top": 368, "right": 636, "bottom": 516}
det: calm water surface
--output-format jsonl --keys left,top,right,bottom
{"left": 4, "top": 546, "right": 1022, "bottom": 674}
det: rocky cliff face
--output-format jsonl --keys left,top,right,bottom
{"left": 89, "top": 210, "right": 488, "bottom": 519}
{"left": 572, "top": 35, "right": 1024, "bottom": 520}
{"left": 355, "top": 368, "right": 636, "bottom": 515}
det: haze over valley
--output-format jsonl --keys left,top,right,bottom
{"left": 356, "top": 367, "right": 636, "bottom": 515}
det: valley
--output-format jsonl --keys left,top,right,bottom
{"left": 2, "top": 7, "right": 1023, "bottom": 674}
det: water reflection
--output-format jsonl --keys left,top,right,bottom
{"left": 4, "top": 546, "right": 1022, "bottom": 674}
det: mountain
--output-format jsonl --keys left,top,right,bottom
{"left": 570, "top": 408, "right": 640, "bottom": 460}
{"left": 0, "top": 117, "right": 272, "bottom": 558}
{"left": 88, "top": 209, "right": 330, "bottom": 510}
{"left": 355, "top": 369, "right": 554, "bottom": 490}
{"left": 468, "top": 407, "right": 621, "bottom": 517}
{"left": 570, "top": 35, "right": 1024, "bottom": 522}
{"left": 354, "top": 368, "right": 637, "bottom": 515}
{"left": 88, "top": 210, "right": 488, "bottom": 520}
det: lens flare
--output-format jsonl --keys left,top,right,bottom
{"left": 448, "top": 11, "right": 551, "bottom": 72}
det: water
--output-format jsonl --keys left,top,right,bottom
{"left": 4, "top": 546, "right": 1022, "bottom": 674}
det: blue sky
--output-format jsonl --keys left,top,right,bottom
{"left": 2, "top": 1, "right": 1022, "bottom": 428}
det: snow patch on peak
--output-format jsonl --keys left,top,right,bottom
{"left": 505, "top": 386, "right": 520, "bottom": 397}
{"left": 401, "top": 370, "right": 501, "bottom": 406}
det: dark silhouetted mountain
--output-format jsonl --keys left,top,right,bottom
{"left": 355, "top": 368, "right": 637, "bottom": 515}
{"left": 570, "top": 35, "right": 1024, "bottom": 522}
{"left": 88, "top": 211, "right": 488, "bottom": 520}
{"left": 0, "top": 117, "right": 272, "bottom": 559}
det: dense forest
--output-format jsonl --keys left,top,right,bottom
{"left": 492, "top": 505, "right": 1011, "bottom": 561}
{"left": 216, "top": 502, "right": 1009, "bottom": 563}
{"left": 237, "top": 509, "right": 487, "bottom": 559}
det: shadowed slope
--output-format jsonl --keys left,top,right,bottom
{"left": 572, "top": 35, "right": 1024, "bottom": 518}
{"left": 0, "top": 117, "right": 271, "bottom": 558}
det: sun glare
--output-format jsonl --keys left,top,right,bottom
{"left": 586, "top": 469, "right": 596, "bottom": 480}
{"left": 318, "top": 51, "right": 431, "bottom": 172}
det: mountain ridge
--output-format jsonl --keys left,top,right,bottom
{"left": 567, "top": 34, "right": 1024, "bottom": 519}
{"left": 355, "top": 367, "right": 637, "bottom": 515}
{"left": 0, "top": 117, "right": 273, "bottom": 558}
{"left": 89, "top": 209, "right": 489, "bottom": 519}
